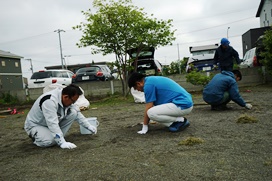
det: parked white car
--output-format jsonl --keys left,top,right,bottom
{"left": 240, "top": 47, "right": 261, "bottom": 68}
{"left": 28, "top": 70, "right": 74, "bottom": 89}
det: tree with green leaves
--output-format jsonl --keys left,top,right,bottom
{"left": 73, "top": 0, "right": 176, "bottom": 96}
{"left": 260, "top": 28, "right": 272, "bottom": 75}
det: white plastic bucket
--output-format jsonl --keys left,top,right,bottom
{"left": 80, "top": 117, "right": 99, "bottom": 134}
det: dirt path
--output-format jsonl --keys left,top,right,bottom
{"left": 0, "top": 84, "right": 272, "bottom": 181}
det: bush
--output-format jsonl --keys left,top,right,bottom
{"left": 0, "top": 93, "right": 19, "bottom": 105}
{"left": 260, "top": 29, "right": 272, "bottom": 75}
{"left": 185, "top": 70, "right": 214, "bottom": 86}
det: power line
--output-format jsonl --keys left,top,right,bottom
{"left": 0, "top": 32, "right": 53, "bottom": 44}
{"left": 177, "top": 17, "right": 255, "bottom": 35}
{"left": 174, "top": 7, "right": 257, "bottom": 23}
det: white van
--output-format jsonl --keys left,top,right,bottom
{"left": 240, "top": 47, "right": 261, "bottom": 68}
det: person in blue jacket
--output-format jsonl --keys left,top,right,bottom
{"left": 128, "top": 72, "right": 193, "bottom": 134}
{"left": 214, "top": 38, "right": 240, "bottom": 71}
{"left": 202, "top": 70, "right": 252, "bottom": 110}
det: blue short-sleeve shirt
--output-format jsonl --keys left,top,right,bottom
{"left": 144, "top": 76, "right": 193, "bottom": 109}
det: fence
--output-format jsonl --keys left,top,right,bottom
{"left": 1, "top": 67, "right": 271, "bottom": 102}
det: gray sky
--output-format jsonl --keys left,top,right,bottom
{"left": 0, "top": 0, "right": 261, "bottom": 79}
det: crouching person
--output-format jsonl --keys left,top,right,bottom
{"left": 128, "top": 72, "right": 193, "bottom": 134}
{"left": 24, "top": 84, "right": 97, "bottom": 149}
{"left": 202, "top": 70, "right": 252, "bottom": 110}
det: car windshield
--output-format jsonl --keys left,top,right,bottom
{"left": 77, "top": 67, "right": 99, "bottom": 73}
{"left": 192, "top": 50, "right": 215, "bottom": 56}
{"left": 30, "top": 71, "right": 52, "bottom": 79}
{"left": 131, "top": 51, "right": 153, "bottom": 58}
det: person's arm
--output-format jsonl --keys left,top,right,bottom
{"left": 138, "top": 102, "right": 153, "bottom": 134}
{"left": 213, "top": 49, "right": 219, "bottom": 65}
{"left": 75, "top": 106, "right": 97, "bottom": 134}
{"left": 228, "top": 82, "right": 247, "bottom": 107}
{"left": 233, "top": 48, "right": 241, "bottom": 64}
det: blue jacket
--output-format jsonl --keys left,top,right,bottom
{"left": 202, "top": 71, "right": 246, "bottom": 107}
{"left": 214, "top": 45, "right": 240, "bottom": 71}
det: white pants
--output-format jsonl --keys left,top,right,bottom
{"left": 147, "top": 103, "right": 193, "bottom": 127}
{"left": 27, "top": 109, "right": 77, "bottom": 147}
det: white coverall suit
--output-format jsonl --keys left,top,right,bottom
{"left": 24, "top": 88, "right": 93, "bottom": 147}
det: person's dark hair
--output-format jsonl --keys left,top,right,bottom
{"left": 62, "top": 84, "right": 83, "bottom": 97}
{"left": 232, "top": 70, "right": 242, "bottom": 80}
{"left": 128, "top": 72, "right": 146, "bottom": 88}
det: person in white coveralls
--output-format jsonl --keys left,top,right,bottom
{"left": 24, "top": 84, "right": 97, "bottom": 149}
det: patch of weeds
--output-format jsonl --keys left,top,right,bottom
{"left": 237, "top": 114, "right": 258, "bottom": 124}
{"left": 178, "top": 137, "right": 204, "bottom": 146}
{"left": 185, "top": 70, "right": 214, "bottom": 86}
{"left": 0, "top": 93, "right": 19, "bottom": 105}
{"left": 264, "top": 160, "right": 272, "bottom": 166}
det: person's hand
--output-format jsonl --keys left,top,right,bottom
{"left": 245, "top": 103, "right": 252, "bottom": 110}
{"left": 60, "top": 142, "right": 77, "bottom": 149}
{"left": 137, "top": 124, "right": 148, "bottom": 134}
{"left": 88, "top": 125, "right": 97, "bottom": 134}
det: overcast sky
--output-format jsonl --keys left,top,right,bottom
{"left": 0, "top": 0, "right": 261, "bottom": 79}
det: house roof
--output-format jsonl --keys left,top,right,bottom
{"left": 0, "top": 49, "right": 23, "bottom": 59}
{"left": 256, "top": 0, "right": 265, "bottom": 17}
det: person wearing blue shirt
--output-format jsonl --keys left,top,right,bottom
{"left": 203, "top": 70, "right": 252, "bottom": 110}
{"left": 128, "top": 73, "right": 193, "bottom": 134}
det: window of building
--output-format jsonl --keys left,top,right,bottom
{"left": 1, "top": 61, "right": 5, "bottom": 66}
{"left": 15, "top": 62, "right": 19, "bottom": 67}
{"left": 265, "top": 13, "right": 267, "bottom": 20}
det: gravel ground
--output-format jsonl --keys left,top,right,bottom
{"left": 0, "top": 83, "right": 272, "bottom": 181}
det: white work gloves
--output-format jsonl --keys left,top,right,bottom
{"left": 137, "top": 124, "right": 148, "bottom": 134}
{"left": 88, "top": 125, "right": 97, "bottom": 134}
{"left": 60, "top": 142, "right": 77, "bottom": 149}
{"left": 55, "top": 134, "right": 77, "bottom": 149}
{"left": 245, "top": 103, "right": 253, "bottom": 110}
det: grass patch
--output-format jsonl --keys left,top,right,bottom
{"left": 237, "top": 114, "right": 258, "bottom": 124}
{"left": 89, "top": 94, "right": 135, "bottom": 107}
{"left": 264, "top": 160, "right": 272, "bottom": 166}
{"left": 178, "top": 137, "right": 204, "bottom": 146}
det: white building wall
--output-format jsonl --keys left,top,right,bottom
{"left": 259, "top": 0, "right": 272, "bottom": 27}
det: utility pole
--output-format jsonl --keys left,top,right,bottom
{"left": 25, "top": 58, "right": 33, "bottom": 74}
{"left": 64, "top": 55, "right": 71, "bottom": 69}
{"left": 54, "top": 29, "right": 65, "bottom": 69}
{"left": 177, "top": 43, "right": 181, "bottom": 74}
{"left": 227, "top": 27, "right": 230, "bottom": 39}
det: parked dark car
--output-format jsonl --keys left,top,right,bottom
{"left": 72, "top": 65, "right": 113, "bottom": 83}
{"left": 127, "top": 47, "right": 163, "bottom": 76}
{"left": 186, "top": 53, "right": 215, "bottom": 73}
{"left": 186, "top": 44, "right": 218, "bottom": 73}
